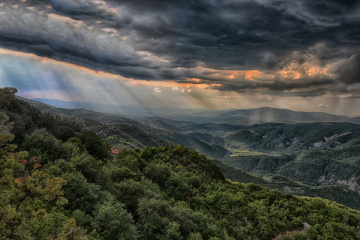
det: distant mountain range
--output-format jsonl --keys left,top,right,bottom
{"left": 170, "top": 107, "right": 360, "bottom": 125}
{"left": 29, "top": 97, "right": 360, "bottom": 125}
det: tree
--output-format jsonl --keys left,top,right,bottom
{"left": 77, "top": 133, "right": 111, "bottom": 161}
{"left": 137, "top": 197, "right": 171, "bottom": 239}
{"left": 93, "top": 200, "right": 138, "bottom": 240}
{"left": 0, "top": 130, "right": 86, "bottom": 239}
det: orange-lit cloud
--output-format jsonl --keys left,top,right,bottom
{"left": 278, "top": 62, "right": 330, "bottom": 80}
{"left": 0, "top": 47, "right": 335, "bottom": 95}
{"left": 186, "top": 78, "right": 201, "bottom": 82}
{"left": 192, "top": 66, "right": 274, "bottom": 83}
{"left": 48, "top": 13, "right": 85, "bottom": 28}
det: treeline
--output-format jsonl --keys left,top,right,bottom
{"left": 1, "top": 87, "right": 360, "bottom": 239}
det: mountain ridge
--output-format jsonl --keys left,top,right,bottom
{"left": 24, "top": 97, "right": 360, "bottom": 124}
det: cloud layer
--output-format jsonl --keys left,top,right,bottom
{"left": 1, "top": 0, "right": 360, "bottom": 102}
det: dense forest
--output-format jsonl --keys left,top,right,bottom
{"left": 22, "top": 94, "right": 360, "bottom": 211}
{"left": 2, "top": 87, "right": 360, "bottom": 239}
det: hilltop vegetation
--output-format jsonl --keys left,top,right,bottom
{"left": 2, "top": 89, "right": 360, "bottom": 239}
{"left": 16, "top": 90, "right": 360, "bottom": 211}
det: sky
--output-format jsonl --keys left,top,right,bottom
{"left": 1, "top": 0, "right": 360, "bottom": 116}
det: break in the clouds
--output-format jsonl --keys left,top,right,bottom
{"left": 1, "top": 0, "right": 360, "bottom": 115}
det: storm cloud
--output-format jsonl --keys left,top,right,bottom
{"left": 331, "top": 54, "right": 360, "bottom": 84}
{"left": 1, "top": 0, "right": 360, "bottom": 97}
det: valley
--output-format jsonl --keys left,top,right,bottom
{"left": 21, "top": 96, "right": 360, "bottom": 211}
{"left": 2, "top": 88, "right": 360, "bottom": 239}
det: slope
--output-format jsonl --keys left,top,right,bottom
{"left": 18, "top": 95, "right": 229, "bottom": 158}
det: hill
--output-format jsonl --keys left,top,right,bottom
{"left": 214, "top": 159, "right": 360, "bottom": 211}
{"left": 220, "top": 122, "right": 360, "bottom": 210}
{"left": 223, "top": 142, "right": 360, "bottom": 191}
{"left": 17, "top": 93, "right": 360, "bottom": 211}
{"left": 225, "top": 122, "right": 360, "bottom": 152}
{"left": 19, "top": 96, "right": 229, "bottom": 158}
{"left": 2, "top": 87, "right": 360, "bottom": 239}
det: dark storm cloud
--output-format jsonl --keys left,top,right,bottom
{"left": 208, "top": 77, "right": 334, "bottom": 95}
{"left": 330, "top": 54, "right": 360, "bottom": 84}
{"left": 281, "top": 0, "right": 360, "bottom": 27}
{"left": 118, "top": 0, "right": 360, "bottom": 70}
{"left": 264, "top": 78, "right": 335, "bottom": 92}
{"left": 1, "top": 0, "right": 360, "bottom": 96}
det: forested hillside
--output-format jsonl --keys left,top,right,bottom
{"left": 17, "top": 91, "right": 360, "bottom": 211}
{"left": 2, "top": 88, "right": 360, "bottom": 239}
{"left": 214, "top": 160, "right": 360, "bottom": 211}
{"left": 225, "top": 122, "right": 360, "bottom": 152}
{"left": 222, "top": 123, "right": 360, "bottom": 209}
{"left": 20, "top": 96, "right": 228, "bottom": 158}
